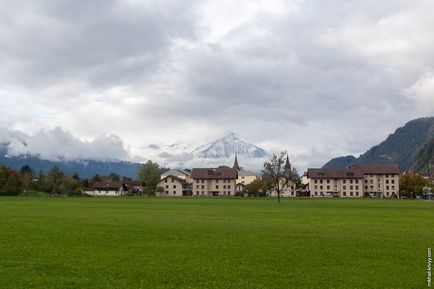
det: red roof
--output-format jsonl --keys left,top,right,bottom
{"left": 191, "top": 168, "right": 238, "bottom": 179}
{"left": 307, "top": 168, "right": 363, "bottom": 179}
{"left": 349, "top": 164, "right": 400, "bottom": 174}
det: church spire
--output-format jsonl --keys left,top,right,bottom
{"left": 284, "top": 154, "right": 291, "bottom": 171}
{"left": 233, "top": 154, "right": 241, "bottom": 170}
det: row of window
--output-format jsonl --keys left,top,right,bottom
{"left": 195, "top": 185, "right": 231, "bottom": 189}
{"left": 195, "top": 179, "right": 233, "bottom": 183}
{"left": 195, "top": 191, "right": 232, "bottom": 195}
{"left": 314, "top": 179, "right": 360, "bottom": 184}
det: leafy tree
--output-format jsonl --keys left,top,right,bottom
{"left": 46, "top": 166, "right": 64, "bottom": 195}
{"left": 399, "top": 172, "right": 430, "bottom": 198}
{"left": 0, "top": 166, "right": 23, "bottom": 196}
{"left": 245, "top": 178, "right": 267, "bottom": 197}
{"left": 263, "top": 151, "right": 295, "bottom": 202}
{"left": 137, "top": 160, "right": 161, "bottom": 195}
{"left": 156, "top": 186, "right": 165, "bottom": 196}
{"left": 58, "top": 177, "right": 82, "bottom": 196}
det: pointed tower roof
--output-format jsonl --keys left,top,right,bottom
{"left": 284, "top": 155, "right": 291, "bottom": 171}
{"left": 233, "top": 154, "right": 241, "bottom": 170}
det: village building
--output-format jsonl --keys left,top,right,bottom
{"left": 157, "top": 175, "right": 192, "bottom": 197}
{"left": 160, "top": 169, "right": 192, "bottom": 183}
{"left": 86, "top": 181, "right": 145, "bottom": 196}
{"left": 307, "top": 164, "right": 400, "bottom": 198}
{"left": 191, "top": 167, "right": 238, "bottom": 197}
{"left": 349, "top": 164, "right": 400, "bottom": 198}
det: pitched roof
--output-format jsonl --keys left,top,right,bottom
{"left": 238, "top": 168, "right": 259, "bottom": 177}
{"left": 161, "top": 169, "right": 191, "bottom": 177}
{"left": 191, "top": 167, "right": 238, "bottom": 179}
{"left": 93, "top": 181, "right": 144, "bottom": 190}
{"left": 307, "top": 168, "right": 364, "bottom": 179}
{"left": 284, "top": 155, "right": 291, "bottom": 171}
{"left": 159, "top": 175, "right": 190, "bottom": 186}
{"left": 349, "top": 164, "right": 400, "bottom": 174}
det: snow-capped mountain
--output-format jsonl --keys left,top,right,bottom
{"left": 192, "top": 132, "right": 268, "bottom": 158}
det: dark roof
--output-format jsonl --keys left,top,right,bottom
{"left": 159, "top": 175, "right": 190, "bottom": 186}
{"left": 191, "top": 167, "right": 238, "bottom": 179}
{"left": 307, "top": 168, "right": 363, "bottom": 179}
{"left": 349, "top": 164, "right": 400, "bottom": 174}
{"left": 285, "top": 155, "right": 291, "bottom": 171}
{"left": 93, "top": 181, "right": 144, "bottom": 190}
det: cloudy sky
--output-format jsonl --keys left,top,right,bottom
{"left": 1, "top": 0, "right": 433, "bottom": 170}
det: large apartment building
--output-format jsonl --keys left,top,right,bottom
{"left": 307, "top": 164, "right": 400, "bottom": 198}
{"left": 191, "top": 167, "right": 238, "bottom": 197}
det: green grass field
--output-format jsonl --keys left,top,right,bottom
{"left": 0, "top": 197, "right": 433, "bottom": 289}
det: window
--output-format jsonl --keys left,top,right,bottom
{"left": 386, "top": 180, "right": 389, "bottom": 184}
{"left": 365, "top": 186, "right": 368, "bottom": 190}
{"left": 314, "top": 180, "right": 318, "bottom": 184}
{"left": 350, "top": 185, "right": 353, "bottom": 190}
{"left": 216, "top": 185, "right": 219, "bottom": 189}
{"left": 202, "top": 185, "right": 204, "bottom": 189}
{"left": 327, "top": 186, "right": 330, "bottom": 190}
{"left": 196, "top": 185, "right": 199, "bottom": 189}
{"left": 223, "top": 185, "right": 226, "bottom": 189}
{"left": 228, "top": 191, "right": 231, "bottom": 195}
{"left": 227, "top": 185, "right": 231, "bottom": 189}
{"left": 166, "top": 191, "right": 168, "bottom": 194}
{"left": 343, "top": 180, "right": 346, "bottom": 184}
{"left": 314, "top": 185, "right": 318, "bottom": 189}
{"left": 386, "top": 186, "right": 389, "bottom": 190}
{"left": 327, "top": 179, "right": 330, "bottom": 183}
{"left": 201, "top": 180, "right": 205, "bottom": 183}
{"left": 320, "top": 180, "right": 323, "bottom": 184}
{"left": 166, "top": 185, "right": 169, "bottom": 189}
{"left": 350, "top": 192, "right": 353, "bottom": 196}
{"left": 355, "top": 180, "right": 359, "bottom": 184}
{"left": 350, "top": 180, "right": 353, "bottom": 184}
{"left": 165, "top": 178, "right": 168, "bottom": 183}
{"left": 391, "top": 180, "right": 395, "bottom": 184}
{"left": 355, "top": 192, "right": 359, "bottom": 197}
{"left": 173, "top": 185, "right": 176, "bottom": 189}
{"left": 320, "top": 185, "right": 323, "bottom": 190}
{"left": 343, "top": 192, "right": 346, "bottom": 196}
{"left": 173, "top": 191, "right": 176, "bottom": 195}
{"left": 343, "top": 186, "right": 346, "bottom": 190}
{"left": 356, "top": 186, "right": 359, "bottom": 190}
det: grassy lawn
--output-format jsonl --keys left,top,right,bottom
{"left": 0, "top": 197, "right": 432, "bottom": 289}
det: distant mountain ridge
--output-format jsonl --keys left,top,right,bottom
{"left": 323, "top": 117, "right": 434, "bottom": 171}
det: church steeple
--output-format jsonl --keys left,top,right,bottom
{"left": 233, "top": 154, "right": 241, "bottom": 170}
{"left": 284, "top": 155, "right": 291, "bottom": 171}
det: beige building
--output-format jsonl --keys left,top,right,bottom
{"left": 160, "top": 169, "right": 192, "bottom": 183}
{"left": 350, "top": 164, "right": 400, "bottom": 198}
{"left": 307, "top": 164, "right": 400, "bottom": 198}
{"left": 232, "top": 155, "right": 261, "bottom": 195}
{"left": 191, "top": 167, "right": 237, "bottom": 197}
{"left": 157, "top": 176, "right": 192, "bottom": 197}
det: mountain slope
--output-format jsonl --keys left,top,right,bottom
{"left": 411, "top": 136, "right": 434, "bottom": 173}
{"left": 323, "top": 117, "right": 434, "bottom": 171}
{"left": 192, "top": 132, "right": 267, "bottom": 158}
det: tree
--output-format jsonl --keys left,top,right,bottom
{"left": 156, "top": 186, "right": 165, "bottom": 196}
{"left": 0, "top": 166, "right": 23, "bottom": 196}
{"left": 58, "top": 176, "right": 82, "bottom": 196}
{"left": 399, "top": 172, "right": 430, "bottom": 198}
{"left": 262, "top": 151, "right": 295, "bottom": 203}
{"left": 46, "top": 166, "right": 64, "bottom": 195}
{"left": 245, "top": 178, "right": 267, "bottom": 197}
{"left": 137, "top": 160, "right": 161, "bottom": 195}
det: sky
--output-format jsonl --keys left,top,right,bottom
{"left": 0, "top": 0, "right": 433, "bottom": 171}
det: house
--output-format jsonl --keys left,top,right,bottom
{"left": 307, "top": 168, "right": 364, "bottom": 198}
{"left": 232, "top": 154, "right": 261, "bottom": 195}
{"left": 307, "top": 164, "right": 400, "bottom": 198}
{"left": 191, "top": 167, "right": 238, "bottom": 197}
{"left": 157, "top": 175, "right": 192, "bottom": 197}
{"left": 349, "top": 164, "right": 400, "bottom": 198}
{"left": 160, "top": 169, "right": 192, "bottom": 183}
{"left": 86, "top": 181, "right": 145, "bottom": 196}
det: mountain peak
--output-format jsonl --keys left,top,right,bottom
{"left": 192, "top": 133, "right": 267, "bottom": 159}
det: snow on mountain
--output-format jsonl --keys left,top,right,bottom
{"left": 192, "top": 132, "right": 268, "bottom": 159}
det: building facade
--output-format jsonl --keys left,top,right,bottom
{"left": 307, "top": 164, "right": 400, "bottom": 198}
{"left": 191, "top": 167, "right": 237, "bottom": 197}
{"left": 157, "top": 176, "right": 192, "bottom": 197}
